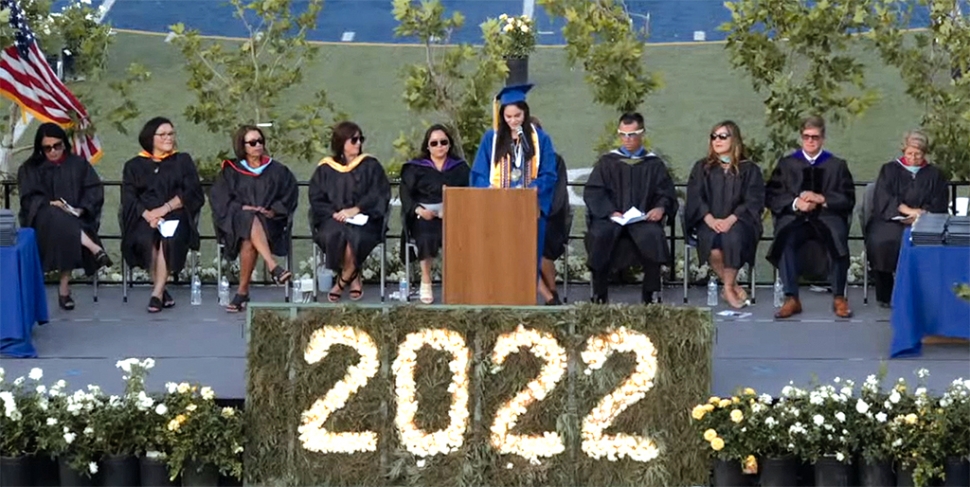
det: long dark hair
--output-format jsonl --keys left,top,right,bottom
{"left": 233, "top": 125, "right": 267, "bottom": 160}
{"left": 27, "top": 122, "right": 71, "bottom": 165}
{"left": 330, "top": 121, "right": 363, "bottom": 161}
{"left": 493, "top": 101, "right": 535, "bottom": 163}
{"left": 705, "top": 120, "right": 747, "bottom": 173}
{"left": 138, "top": 116, "right": 175, "bottom": 153}
{"left": 417, "top": 124, "right": 461, "bottom": 161}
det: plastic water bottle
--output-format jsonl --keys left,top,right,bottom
{"left": 399, "top": 276, "right": 409, "bottom": 302}
{"left": 773, "top": 276, "right": 785, "bottom": 308}
{"left": 218, "top": 275, "right": 230, "bottom": 306}
{"left": 190, "top": 273, "right": 202, "bottom": 305}
{"left": 706, "top": 278, "right": 718, "bottom": 306}
{"left": 317, "top": 263, "right": 332, "bottom": 294}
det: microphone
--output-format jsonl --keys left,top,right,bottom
{"left": 516, "top": 125, "right": 530, "bottom": 153}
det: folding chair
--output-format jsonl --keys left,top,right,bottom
{"left": 310, "top": 204, "right": 388, "bottom": 302}
{"left": 857, "top": 182, "right": 876, "bottom": 305}
{"left": 215, "top": 213, "right": 294, "bottom": 302}
{"left": 680, "top": 205, "right": 756, "bottom": 304}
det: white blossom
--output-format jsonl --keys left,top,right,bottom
{"left": 813, "top": 414, "right": 825, "bottom": 426}
{"left": 889, "top": 390, "right": 901, "bottom": 404}
{"left": 28, "top": 368, "right": 43, "bottom": 381}
{"left": 200, "top": 387, "right": 215, "bottom": 400}
{"left": 83, "top": 426, "right": 94, "bottom": 436}
{"left": 88, "top": 462, "right": 97, "bottom": 474}
{"left": 916, "top": 368, "right": 929, "bottom": 379}
{"left": 836, "top": 452, "right": 845, "bottom": 462}
{"left": 855, "top": 399, "right": 869, "bottom": 414}
{"left": 835, "top": 412, "right": 846, "bottom": 422}
{"left": 46, "top": 417, "right": 57, "bottom": 426}
{"left": 64, "top": 432, "right": 76, "bottom": 444}
{"left": 155, "top": 404, "right": 168, "bottom": 415}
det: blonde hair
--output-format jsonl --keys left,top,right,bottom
{"left": 901, "top": 130, "right": 929, "bottom": 152}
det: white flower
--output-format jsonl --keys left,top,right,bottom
{"left": 0, "top": 367, "right": 4, "bottom": 382}
{"left": 200, "top": 387, "right": 215, "bottom": 400}
{"left": 28, "top": 368, "right": 43, "bottom": 381}
{"left": 836, "top": 452, "right": 845, "bottom": 462}
{"left": 855, "top": 399, "right": 869, "bottom": 414}
{"left": 840, "top": 386, "right": 852, "bottom": 397}
{"left": 88, "top": 462, "right": 97, "bottom": 474}
{"left": 889, "top": 390, "right": 901, "bottom": 404}
{"left": 36, "top": 385, "right": 46, "bottom": 395}
{"left": 176, "top": 383, "right": 190, "bottom": 394}
{"left": 142, "top": 358, "right": 155, "bottom": 369}
{"left": 115, "top": 359, "right": 133, "bottom": 373}
{"left": 813, "top": 414, "right": 825, "bottom": 426}
{"left": 13, "top": 377, "right": 24, "bottom": 386}
{"left": 165, "top": 382, "right": 177, "bottom": 394}
{"left": 83, "top": 426, "right": 94, "bottom": 436}
{"left": 765, "top": 417, "right": 777, "bottom": 428}
{"left": 155, "top": 404, "right": 168, "bottom": 415}
{"left": 46, "top": 417, "right": 57, "bottom": 426}
{"left": 64, "top": 432, "right": 76, "bottom": 444}
{"left": 416, "top": 459, "right": 426, "bottom": 468}
{"left": 835, "top": 412, "right": 846, "bottom": 422}
{"left": 916, "top": 368, "right": 929, "bottom": 379}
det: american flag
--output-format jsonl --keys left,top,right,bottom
{"left": 0, "top": 0, "right": 102, "bottom": 163}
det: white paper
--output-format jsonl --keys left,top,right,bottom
{"left": 346, "top": 213, "right": 369, "bottom": 226}
{"left": 717, "top": 310, "right": 752, "bottom": 319}
{"left": 419, "top": 203, "right": 443, "bottom": 217}
{"left": 892, "top": 215, "right": 909, "bottom": 221}
{"left": 610, "top": 207, "right": 646, "bottom": 226}
{"left": 59, "top": 199, "right": 81, "bottom": 217}
{"left": 158, "top": 219, "right": 180, "bottom": 238}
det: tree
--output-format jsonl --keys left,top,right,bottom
{"left": 390, "top": 0, "right": 508, "bottom": 176}
{"left": 869, "top": 0, "right": 970, "bottom": 181}
{"left": 538, "top": 0, "right": 661, "bottom": 154}
{"left": 720, "top": 0, "right": 880, "bottom": 171}
{"left": 169, "top": 0, "right": 342, "bottom": 180}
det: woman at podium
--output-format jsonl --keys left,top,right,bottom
{"left": 399, "top": 124, "right": 469, "bottom": 304}
{"left": 309, "top": 121, "right": 391, "bottom": 303}
{"left": 470, "top": 84, "right": 559, "bottom": 276}
{"left": 17, "top": 123, "right": 111, "bottom": 311}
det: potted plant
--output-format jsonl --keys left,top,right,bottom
{"left": 690, "top": 389, "right": 758, "bottom": 486}
{"left": 36, "top": 383, "right": 104, "bottom": 487}
{"left": 750, "top": 383, "right": 810, "bottom": 487}
{"left": 926, "top": 379, "right": 970, "bottom": 486}
{"left": 798, "top": 379, "right": 862, "bottom": 487}
{"left": 886, "top": 375, "right": 942, "bottom": 487}
{"left": 854, "top": 374, "right": 897, "bottom": 486}
{"left": 495, "top": 13, "right": 537, "bottom": 85}
{"left": 0, "top": 368, "right": 46, "bottom": 486}
{"left": 91, "top": 358, "right": 158, "bottom": 486}
{"left": 163, "top": 383, "right": 243, "bottom": 486}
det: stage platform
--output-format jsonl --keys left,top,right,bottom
{"left": 2, "top": 283, "right": 967, "bottom": 399}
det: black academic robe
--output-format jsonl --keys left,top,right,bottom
{"left": 398, "top": 157, "right": 469, "bottom": 262}
{"left": 685, "top": 159, "right": 765, "bottom": 269}
{"left": 866, "top": 160, "right": 949, "bottom": 273}
{"left": 309, "top": 156, "right": 391, "bottom": 272}
{"left": 17, "top": 154, "right": 104, "bottom": 275}
{"left": 583, "top": 150, "right": 678, "bottom": 272}
{"left": 765, "top": 151, "right": 855, "bottom": 273}
{"left": 209, "top": 158, "right": 299, "bottom": 260}
{"left": 120, "top": 153, "right": 206, "bottom": 274}
{"left": 543, "top": 154, "right": 573, "bottom": 261}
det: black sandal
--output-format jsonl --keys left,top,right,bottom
{"left": 270, "top": 266, "right": 292, "bottom": 285}
{"left": 94, "top": 250, "right": 113, "bottom": 269}
{"left": 162, "top": 290, "right": 176, "bottom": 308}
{"left": 328, "top": 273, "right": 352, "bottom": 303}
{"left": 226, "top": 293, "right": 250, "bottom": 313}
{"left": 147, "top": 295, "right": 163, "bottom": 313}
{"left": 347, "top": 270, "right": 363, "bottom": 301}
{"left": 58, "top": 294, "right": 75, "bottom": 311}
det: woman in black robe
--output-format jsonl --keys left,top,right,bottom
{"left": 209, "top": 125, "right": 299, "bottom": 312}
{"left": 399, "top": 124, "right": 469, "bottom": 304}
{"left": 17, "top": 123, "right": 111, "bottom": 310}
{"left": 309, "top": 121, "right": 391, "bottom": 303}
{"left": 120, "top": 117, "right": 206, "bottom": 313}
{"left": 865, "top": 130, "right": 949, "bottom": 307}
{"left": 685, "top": 121, "right": 765, "bottom": 309}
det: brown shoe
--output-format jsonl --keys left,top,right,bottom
{"left": 774, "top": 297, "right": 802, "bottom": 319}
{"left": 833, "top": 296, "right": 853, "bottom": 318}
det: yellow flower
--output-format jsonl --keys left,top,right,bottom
{"left": 702, "top": 404, "right": 715, "bottom": 412}
{"left": 703, "top": 429, "right": 718, "bottom": 442}
{"left": 743, "top": 455, "right": 758, "bottom": 474}
{"left": 718, "top": 399, "right": 733, "bottom": 408}
{"left": 731, "top": 396, "right": 740, "bottom": 404}
{"left": 175, "top": 414, "right": 187, "bottom": 424}
{"left": 708, "top": 396, "right": 722, "bottom": 405}
{"left": 730, "top": 409, "right": 744, "bottom": 423}
{"left": 692, "top": 405, "right": 707, "bottom": 420}
{"left": 743, "top": 387, "right": 756, "bottom": 395}
{"left": 710, "top": 437, "right": 725, "bottom": 451}
{"left": 186, "top": 404, "right": 197, "bottom": 412}
{"left": 167, "top": 419, "right": 180, "bottom": 432}
{"left": 905, "top": 413, "right": 918, "bottom": 424}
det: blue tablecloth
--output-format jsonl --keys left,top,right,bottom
{"left": 0, "top": 228, "right": 48, "bottom": 358}
{"left": 890, "top": 227, "right": 970, "bottom": 358}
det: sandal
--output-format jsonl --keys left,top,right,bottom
{"left": 545, "top": 291, "right": 562, "bottom": 306}
{"left": 162, "top": 289, "right": 176, "bottom": 308}
{"left": 226, "top": 293, "right": 250, "bottom": 313}
{"left": 270, "top": 266, "right": 292, "bottom": 285}
{"left": 58, "top": 294, "right": 75, "bottom": 311}
{"left": 419, "top": 282, "right": 433, "bottom": 304}
{"left": 328, "top": 273, "right": 352, "bottom": 303}
{"left": 94, "top": 250, "right": 113, "bottom": 269}
{"left": 735, "top": 287, "right": 749, "bottom": 303}
{"left": 147, "top": 295, "right": 163, "bottom": 313}
{"left": 348, "top": 270, "right": 363, "bottom": 301}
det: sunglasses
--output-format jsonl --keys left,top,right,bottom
{"left": 244, "top": 139, "right": 264, "bottom": 147}
{"left": 801, "top": 133, "right": 822, "bottom": 141}
{"left": 710, "top": 133, "right": 731, "bottom": 141}
{"left": 350, "top": 135, "right": 366, "bottom": 145}
{"left": 42, "top": 142, "right": 64, "bottom": 153}
{"left": 429, "top": 139, "right": 450, "bottom": 148}
{"left": 618, "top": 129, "right": 644, "bottom": 138}
{"left": 155, "top": 131, "right": 176, "bottom": 138}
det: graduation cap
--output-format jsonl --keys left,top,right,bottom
{"left": 493, "top": 83, "right": 534, "bottom": 129}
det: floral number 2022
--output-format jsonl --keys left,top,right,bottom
{"left": 298, "top": 326, "right": 660, "bottom": 462}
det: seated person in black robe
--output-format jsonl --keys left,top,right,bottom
{"left": 17, "top": 123, "right": 112, "bottom": 311}
{"left": 583, "top": 112, "right": 677, "bottom": 304}
{"left": 120, "top": 117, "right": 206, "bottom": 313}
{"left": 685, "top": 121, "right": 765, "bottom": 309}
{"left": 399, "top": 124, "right": 469, "bottom": 304}
{"left": 766, "top": 116, "right": 856, "bottom": 319}
{"left": 309, "top": 121, "right": 391, "bottom": 303}
{"left": 209, "top": 125, "right": 299, "bottom": 312}
{"left": 865, "top": 130, "right": 949, "bottom": 307}
{"left": 532, "top": 116, "right": 572, "bottom": 306}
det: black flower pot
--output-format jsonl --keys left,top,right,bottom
{"left": 861, "top": 458, "right": 896, "bottom": 487}
{"left": 897, "top": 463, "right": 916, "bottom": 487}
{"left": 141, "top": 456, "right": 178, "bottom": 487}
{"left": 56, "top": 457, "right": 94, "bottom": 487}
{"left": 1, "top": 455, "right": 31, "bottom": 487}
{"left": 814, "top": 456, "right": 853, "bottom": 486}
{"left": 760, "top": 456, "right": 799, "bottom": 487}
{"left": 181, "top": 461, "right": 218, "bottom": 487}
{"left": 32, "top": 455, "right": 60, "bottom": 487}
{"left": 944, "top": 457, "right": 970, "bottom": 487}
{"left": 712, "top": 458, "right": 753, "bottom": 486}
{"left": 101, "top": 454, "right": 139, "bottom": 487}
{"left": 505, "top": 56, "right": 529, "bottom": 86}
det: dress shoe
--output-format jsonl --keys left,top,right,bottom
{"left": 833, "top": 296, "right": 853, "bottom": 318}
{"left": 774, "top": 296, "right": 802, "bottom": 319}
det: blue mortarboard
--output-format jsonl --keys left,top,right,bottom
{"left": 496, "top": 83, "right": 534, "bottom": 105}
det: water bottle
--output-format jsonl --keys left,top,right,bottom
{"left": 190, "top": 273, "right": 202, "bottom": 305}
{"left": 399, "top": 276, "right": 409, "bottom": 302}
{"left": 218, "top": 275, "right": 230, "bottom": 306}
{"left": 773, "top": 276, "right": 785, "bottom": 308}
{"left": 706, "top": 277, "right": 718, "bottom": 306}
{"left": 317, "top": 263, "right": 332, "bottom": 294}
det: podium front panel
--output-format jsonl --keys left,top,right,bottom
{"left": 442, "top": 187, "right": 538, "bottom": 305}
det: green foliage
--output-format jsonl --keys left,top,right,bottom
{"left": 494, "top": 14, "right": 538, "bottom": 59}
{"left": 392, "top": 0, "right": 508, "bottom": 163}
{"left": 955, "top": 283, "right": 970, "bottom": 302}
{"left": 720, "top": 0, "right": 880, "bottom": 170}
{"left": 868, "top": 0, "right": 970, "bottom": 181}
{"left": 169, "top": 0, "right": 343, "bottom": 179}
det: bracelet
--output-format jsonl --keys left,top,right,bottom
{"left": 165, "top": 202, "right": 172, "bottom": 212}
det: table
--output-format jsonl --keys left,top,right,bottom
{"left": 890, "top": 227, "right": 970, "bottom": 358}
{"left": 0, "top": 228, "right": 48, "bottom": 358}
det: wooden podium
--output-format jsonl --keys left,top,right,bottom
{"left": 442, "top": 187, "right": 538, "bottom": 305}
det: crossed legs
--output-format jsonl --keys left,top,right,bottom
{"left": 708, "top": 249, "right": 745, "bottom": 308}
{"left": 59, "top": 231, "right": 106, "bottom": 298}
{"left": 329, "top": 243, "right": 362, "bottom": 301}
{"left": 237, "top": 218, "right": 279, "bottom": 296}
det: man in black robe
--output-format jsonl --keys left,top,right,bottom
{"left": 766, "top": 116, "right": 856, "bottom": 319}
{"left": 584, "top": 112, "right": 678, "bottom": 304}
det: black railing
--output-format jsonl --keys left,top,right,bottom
{"left": 2, "top": 179, "right": 968, "bottom": 286}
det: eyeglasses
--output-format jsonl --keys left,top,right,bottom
{"left": 155, "top": 131, "right": 176, "bottom": 138}
{"left": 429, "top": 139, "right": 449, "bottom": 148}
{"left": 350, "top": 135, "right": 366, "bottom": 145}
{"left": 801, "top": 133, "right": 822, "bottom": 141}
{"left": 42, "top": 142, "right": 64, "bottom": 153}
{"left": 244, "top": 139, "right": 264, "bottom": 147}
{"left": 618, "top": 129, "right": 644, "bottom": 138}
{"left": 710, "top": 132, "right": 731, "bottom": 141}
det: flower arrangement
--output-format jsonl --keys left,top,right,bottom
{"left": 89, "top": 358, "right": 158, "bottom": 457}
{"left": 729, "top": 388, "right": 802, "bottom": 464}
{"left": 496, "top": 14, "right": 537, "bottom": 59}
{"left": 0, "top": 368, "right": 46, "bottom": 456}
{"left": 36, "top": 382, "right": 104, "bottom": 477}
{"left": 690, "top": 388, "right": 760, "bottom": 465}
{"left": 161, "top": 382, "right": 244, "bottom": 481}
{"left": 796, "top": 378, "right": 862, "bottom": 464}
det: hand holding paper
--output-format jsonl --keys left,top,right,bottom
{"left": 610, "top": 207, "right": 646, "bottom": 226}
{"left": 345, "top": 213, "right": 369, "bottom": 226}
{"left": 158, "top": 219, "right": 180, "bottom": 238}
